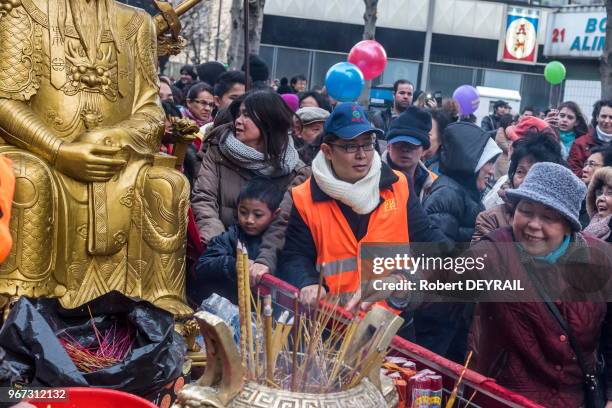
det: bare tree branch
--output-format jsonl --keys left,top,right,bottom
{"left": 601, "top": 0, "right": 612, "bottom": 99}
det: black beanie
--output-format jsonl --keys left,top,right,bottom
{"left": 196, "top": 62, "right": 227, "bottom": 86}
{"left": 386, "top": 107, "right": 432, "bottom": 150}
{"left": 242, "top": 54, "right": 270, "bottom": 82}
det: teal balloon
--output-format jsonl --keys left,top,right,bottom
{"left": 325, "top": 62, "right": 364, "bottom": 102}
{"left": 544, "top": 61, "right": 566, "bottom": 85}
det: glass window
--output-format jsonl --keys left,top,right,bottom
{"left": 520, "top": 74, "right": 551, "bottom": 112}
{"left": 427, "top": 64, "right": 475, "bottom": 96}
{"left": 311, "top": 52, "right": 347, "bottom": 88}
{"left": 259, "top": 46, "right": 275, "bottom": 74}
{"left": 484, "top": 70, "right": 522, "bottom": 91}
{"left": 381, "top": 60, "right": 419, "bottom": 87}
{"left": 274, "top": 48, "right": 311, "bottom": 84}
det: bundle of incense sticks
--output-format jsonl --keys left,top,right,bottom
{"left": 234, "top": 242, "right": 395, "bottom": 393}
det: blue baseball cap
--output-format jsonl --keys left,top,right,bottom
{"left": 323, "top": 103, "right": 383, "bottom": 140}
{"left": 387, "top": 136, "right": 423, "bottom": 146}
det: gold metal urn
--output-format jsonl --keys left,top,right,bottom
{"left": 173, "top": 307, "right": 402, "bottom": 408}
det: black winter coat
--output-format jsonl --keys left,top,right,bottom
{"left": 423, "top": 176, "right": 484, "bottom": 242}
{"left": 194, "top": 225, "right": 261, "bottom": 305}
{"left": 369, "top": 108, "right": 393, "bottom": 133}
{"left": 423, "top": 122, "right": 490, "bottom": 243}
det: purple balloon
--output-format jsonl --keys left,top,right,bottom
{"left": 452, "top": 85, "right": 480, "bottom": 115}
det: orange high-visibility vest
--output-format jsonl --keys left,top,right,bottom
{"left": 0, "top": 156, "right": 15, "bottom": 263}
{"left": 292, "top": 170, "right": 410, "bottom": 310}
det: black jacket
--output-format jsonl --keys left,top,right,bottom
{"left": 423, "top": 122, "right": 489, "bottom": 243}
{"left": 369, "top": 108, "right": 394, "bottom": 133}
{"left": 194, "top": 225, "right": 261, "bottom": 305}
{"left": 278, "top": 163, "right": 448, "bottom": 289}
{"left": 480, "top": 114, "right": 501, "bottom": 133}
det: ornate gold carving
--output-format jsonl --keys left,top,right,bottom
{"left": 19, "top": 0, "right": 142, "bottom": 42}
{"left": 0, "top": 4, "right": 42, "bottom": 101}
{"left": 173, "top": 311, "right": 398, "bottom": 408}
{"left": 0, "top": 0, "right": 195, "bottom": 317}
{"left": 119, "top": 186, "right": 134, "bottom": 208}
{"left": 157, "top": 35, "right": 187, "bottom": 57}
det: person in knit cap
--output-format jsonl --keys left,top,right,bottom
{"left": 362, "top": 162, "right": 612, "bottom": 408}
{"left": 279, "top": 102, "right": 445, "bottom": 315}
{"left": 383, "top": 107, "right": 438, "bottom": 201}
{"left": 196, "top": 61, "right": 227, "bottom": 87}
{"left": 416, "top": 121, "right": 502, "bottom": 363}
{"left": 280, "top": 93, "right": 299, "bottom": 113}
{"left": 242, "top": 54, "right": 270, "bottom": 90}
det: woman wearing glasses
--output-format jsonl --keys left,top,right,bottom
{"left": 192, "top": 91, "right": 310, "bottom": 284}
{"left": 183, "top": 82, "right": 216, "bottom": 128}
{"left": 278, "top": 103, "right": 445, "bottom": 310}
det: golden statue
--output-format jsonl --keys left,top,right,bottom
{"left": 0, "top": 0, "right": 199, "bottom": 317}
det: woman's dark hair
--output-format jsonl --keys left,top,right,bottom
{"left": 237, "top": 177, "right": 284, "bottom": 212}
{"left": 213, "top": 71, "right": 246, "bottom": 97}
{"left": 557, "top": 101, "right": 589, "bottom": 135}
{"left": 591, "top": 99, "right": 612, "bottom": 128}
{"left": 298, "top": 91, "right": 332, "bottom": 112}
{"left": 591, "top": 145, "right": 612, "bottom": 166}
{"left": 290, "top": 75, "right": 307, "bottom": 86}
{"left": 171, "top": 84, "right": 185, "bottom": 106}
{"left": 162, "top": 100, "right": 181, "bottom": 118}
{"left": 429, "top": 108, "right": 453, "bottom": 137}
{"left": 280, "top": 77, "right": 289, "bottom": 86}
{"left": 508, "top": 131, "right": 564, "bottom": 185}
{"left": 186, "top": 82, "right": 213, "bottom": 101}
{"left": 499, "top": 113, "right": 514, "bottom": 130}
{"left": 241, "top": 91, "right": 293, "bottom": 169}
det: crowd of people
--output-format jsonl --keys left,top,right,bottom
{"left": 159, "top": 55, "right": 612, "bottom": 408}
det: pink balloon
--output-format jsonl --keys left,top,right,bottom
{"left": 348, "top": 40, "right": 387, "bottom": 80}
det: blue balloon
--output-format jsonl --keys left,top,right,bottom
{"left": 325, "top": 62, "right": 365, "bottom": 102}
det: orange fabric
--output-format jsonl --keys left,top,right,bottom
{"left": 293, "top": 170, "right": 410, "bottom": 312}
{"left": 0, "top": 156, "right": 15, "bottom": 263}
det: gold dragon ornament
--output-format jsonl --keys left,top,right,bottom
{"left": 0, "top": 0, "right": 201, "bottom": 318}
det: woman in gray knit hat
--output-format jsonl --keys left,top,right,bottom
{"left": 363, "top": 162, "right": 612, "bottom": 407}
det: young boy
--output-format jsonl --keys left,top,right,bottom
{"left": 194, "top": 178, "right": 283, "bottom": 305}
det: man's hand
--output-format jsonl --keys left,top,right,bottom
{"left": 604, "top": 401, "right": 612, "bottom": 408}
{"left": 249, "top": 262, "right": 269, "bottom": 286}
{"left": 299, "top": 284, "right": 326, "bottom": 308}
{"left": 55, "top": 142, "right": 126, "bottom": 182}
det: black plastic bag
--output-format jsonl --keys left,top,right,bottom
{"left": 0, "top": 291, "right": 186, "bottom": 396}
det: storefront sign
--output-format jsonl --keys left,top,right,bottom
{"left": 498, "top": 6, "right": 541, "bottom": 65}
{"left": 544, "top": 8, "right": 606, "bottom": 58}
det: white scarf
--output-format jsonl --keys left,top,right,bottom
{"left": 311, "top": 151, "right": 382, "bottom": 214}
{"left": 596, "top": 126, "right": 612, "bottom": 143}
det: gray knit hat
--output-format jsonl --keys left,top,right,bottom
{"left": 506, "top": 162, "right": 586, "bottom": 231}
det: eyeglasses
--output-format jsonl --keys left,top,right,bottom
{"left": 328, "top": 141, "right": 376, "bottom": 153}
{"left": 191, "top": 99, "right": 215, "bottom": 108}
{"left": 584, "top": 161, "right": 603, "bottom": 168}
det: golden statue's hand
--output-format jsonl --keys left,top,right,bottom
{"left": 55, "top": 142, "right": 127, "bottom": 182}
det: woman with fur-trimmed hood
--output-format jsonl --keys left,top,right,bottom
{"left": 584, "top": 166, "right": 612, "bottom": 242}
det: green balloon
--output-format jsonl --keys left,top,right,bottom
{"left": 544, "top": 61, "right": 566, "bottom": 85}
